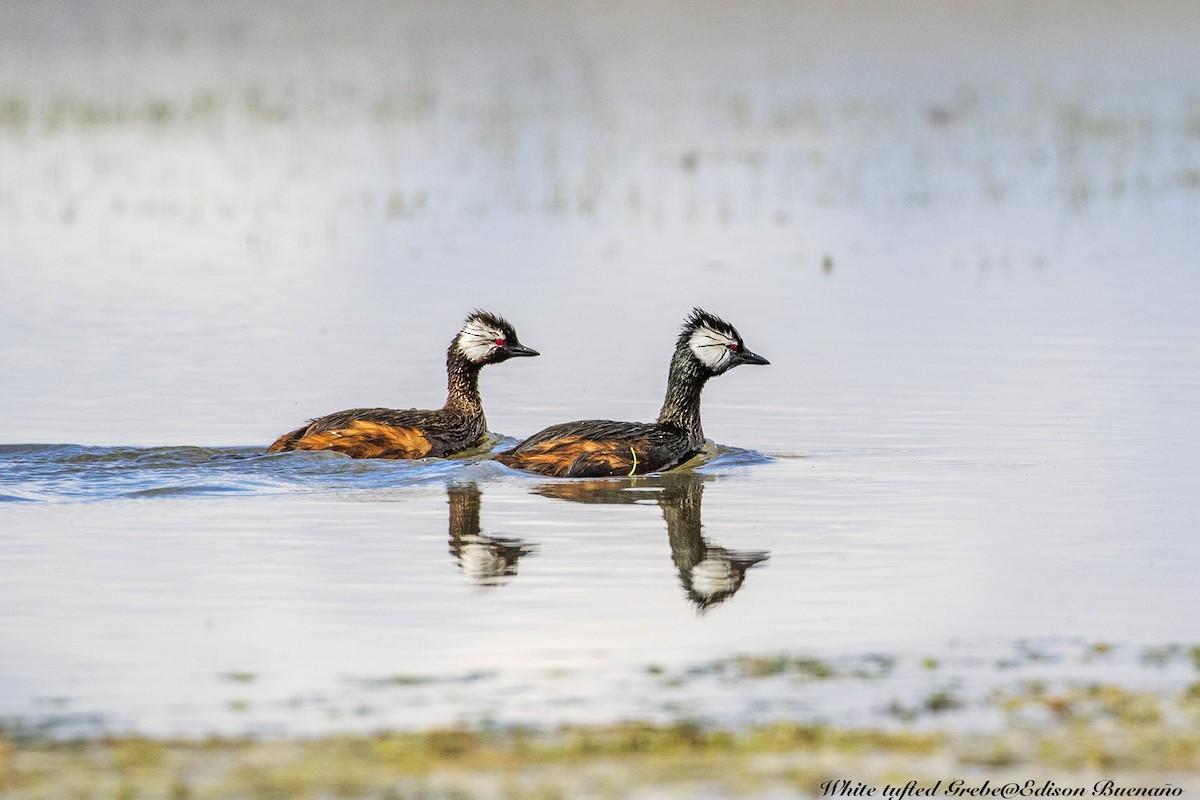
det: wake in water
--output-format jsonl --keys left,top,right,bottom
{"left": 0, "top": 441, "right": 772, "bottom": 503}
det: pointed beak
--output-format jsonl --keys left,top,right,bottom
{"left": 736, "top": 348, "right": 770, "bottom": 366}
{"left": 504, "top": 343, "right": 540, "bottom": 358}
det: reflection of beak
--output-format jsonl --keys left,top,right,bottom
{"left": 504, "top": 344, "right": 540, "bottom": 358}
{"left": 736, "top": 348, "right": 770, "bottom": 366}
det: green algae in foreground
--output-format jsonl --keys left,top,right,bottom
{"left": 3, "top": 697, "right": 1200, "bottom": 800}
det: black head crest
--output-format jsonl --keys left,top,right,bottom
{"left": 454, "top": 310, "right": 538, "bottom": 364}
{"left": 675, "top": 308, "right": 769, "bottom": 373}
{"left": 464, "top": 309, "right": 517, "bottom": 340}
{"left": 682, "top": 308, "right": 739, "bottom": 340}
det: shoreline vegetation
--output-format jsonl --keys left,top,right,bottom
{"left": 3, "top": 718, "right": 1198, "bottom": 799}
{"left": 4, "top": 677, "right": 1199, "bottom": 799}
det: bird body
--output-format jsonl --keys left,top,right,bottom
{"left": 497, "top": 309, "right": 768, "bottom": 478}
{"left": 267, "top": 311, "right": 537, "bottom": 459}
{"left": 266, "top": 406, "right": 481, "bottom": 459}
{"left": 498, "top": 419, "right": 696, "bottom": 478}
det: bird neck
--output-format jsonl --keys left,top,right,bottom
{"left": 656, "top": 346, "right": 710, "bottom": 443}
{"left": 443, "top": 349, "right": 485, "bottom": 418}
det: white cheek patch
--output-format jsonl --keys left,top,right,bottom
{"left": 456, "top": 319, "right": 503, "bottom": 363}
{"left": 688, "top": 324, "right": 736, "bottom": 370}
{"left": 690, "top": 555, "right": 736, "bottom": 599}
{"left": 459, "top": 538, "right": 506, "bottom": 581}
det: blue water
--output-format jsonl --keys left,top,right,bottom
{"left": 0, "top": 442, "right": 770, "bottom": 502}
{"left": 0, "top": 442, "right": 482, "bottom": 501}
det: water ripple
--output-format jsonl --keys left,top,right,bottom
{"left": 0, "top": 441, "right": 771, "bottom": 503}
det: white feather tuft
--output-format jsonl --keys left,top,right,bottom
{"left": 689, "top": 555, "right": 736, "bottom": 599}
{"left": 456, "top": 318, "right": 504, "bottom": 363}
{"left": 688, "top": 323, "right": 737, "bottom": 370}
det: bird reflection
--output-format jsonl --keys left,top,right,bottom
{"left": 446, "top": 483, "right": 536, "bottom": 589}
{"left": 533, "top": 471, "right": 769, "bottom": 612}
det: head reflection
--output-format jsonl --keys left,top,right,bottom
{"left": 533, "top": 471, "right": 769, "bottom": 612}
{"left": 446, "top": 483, "right": 536, "bottom": 589}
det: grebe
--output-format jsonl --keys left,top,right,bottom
{"left": 267, "top": 310, "right": 538, "bottom": 459}
{"left": 497, "top": 308, "right": 768, "bottom": 477}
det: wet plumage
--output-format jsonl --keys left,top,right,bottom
{"left": 499, "top": 421, "right": 685, "bottom": 478}
{"left": 267, "top": 310, "right": 538, "bottom": 459}
{"left": 497, "top": 309, "right": 768, "bottom": 477}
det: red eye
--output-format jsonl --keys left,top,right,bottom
{"left": 494, "top": 338, "right": 506, "bottom": 347}
{"left": 727, "top": 343, "right": 739, "bottom": 352}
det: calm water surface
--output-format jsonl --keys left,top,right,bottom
{"left": 1, "top": 0, "right": 1199, "bottom": 737}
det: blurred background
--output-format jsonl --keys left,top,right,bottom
{"left": 2, "top": 0, "right": 1197, "bottom": 449}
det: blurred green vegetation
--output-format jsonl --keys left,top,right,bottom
{"left": 3, "top": 691, "right": 1199, "bottom": 800}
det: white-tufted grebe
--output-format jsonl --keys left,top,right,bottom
{"left": 267, "top": 310, "right": 538, "bottom": 459}
{"left": 497, "top": 308, "right": 768, "bottom": 477}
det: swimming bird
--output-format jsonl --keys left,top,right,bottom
{"left": 497, "top": 309, "right": 768, "bottom": 477}
{"left": 267, "top": 310, "right": 538, "bottom": 459}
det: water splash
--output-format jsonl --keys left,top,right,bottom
{"left": 0, "top": 441, "right": 771, "bottom": 503}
